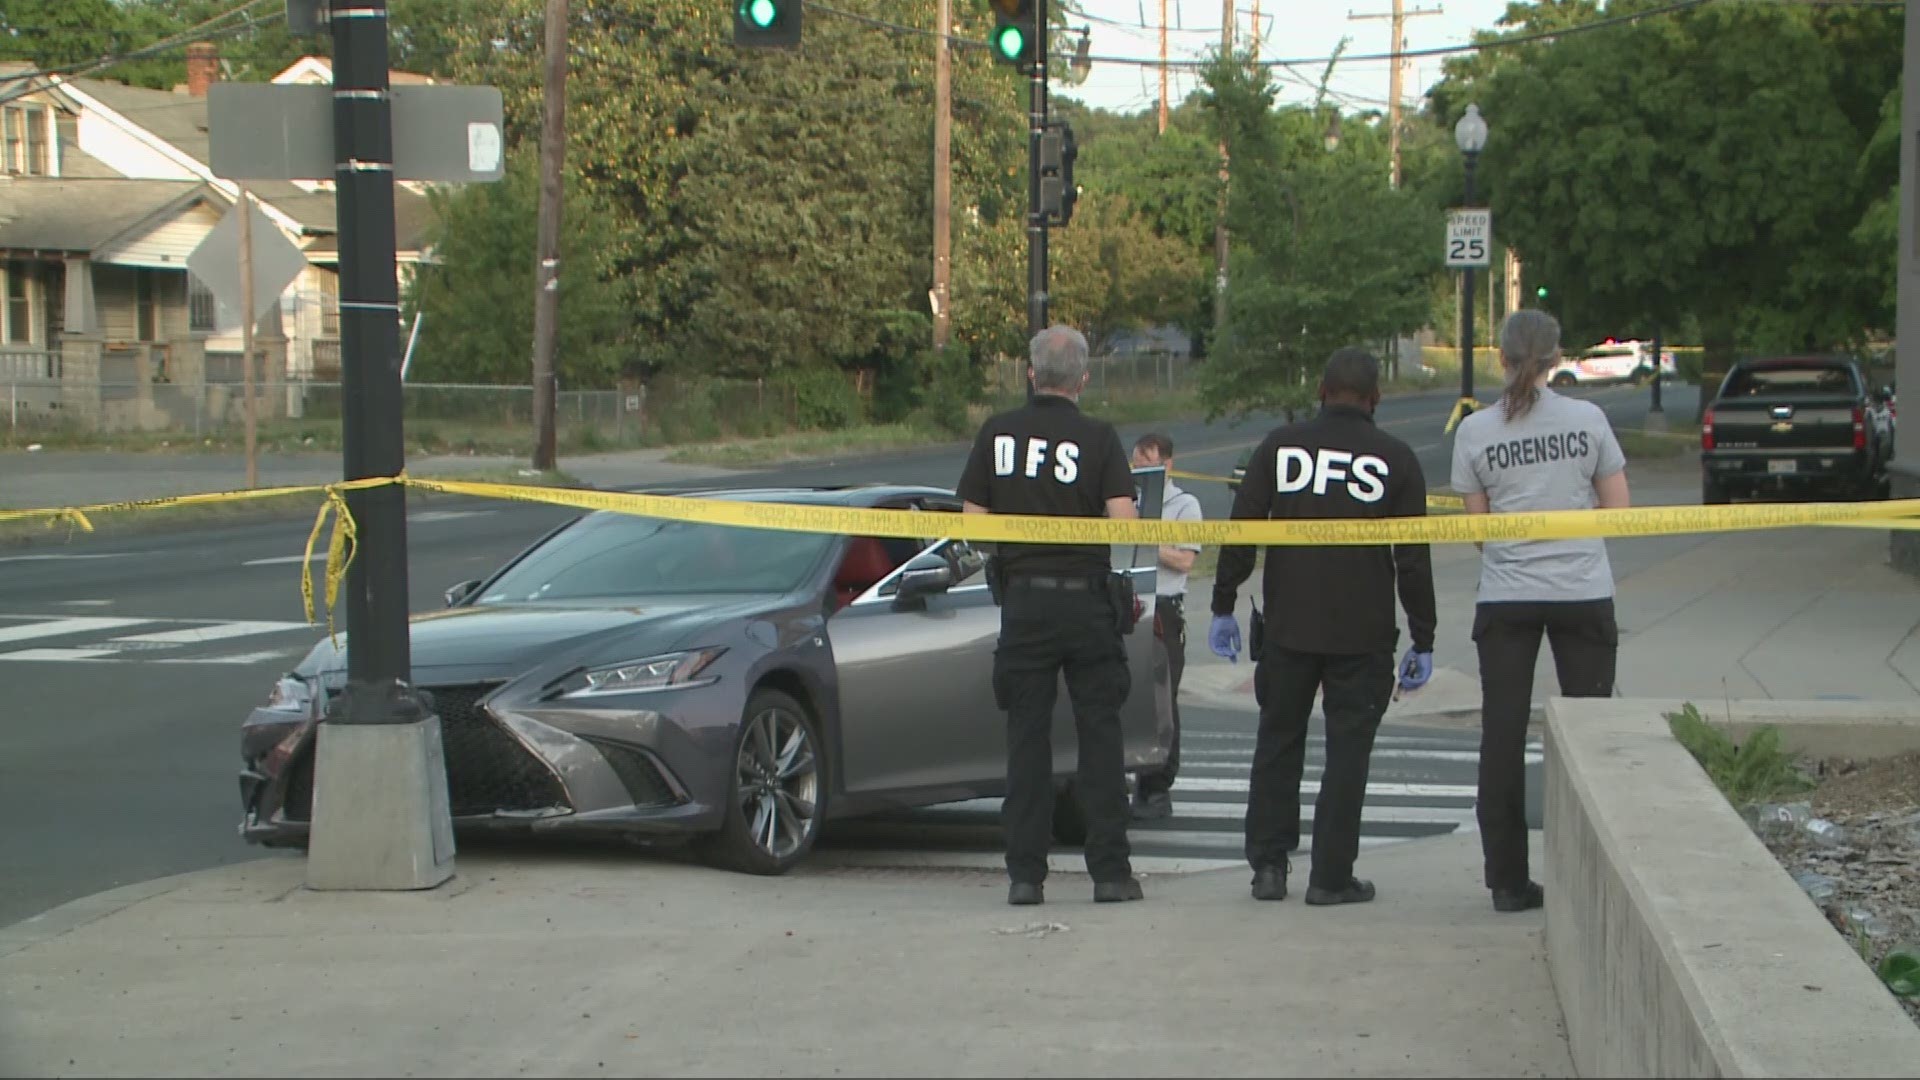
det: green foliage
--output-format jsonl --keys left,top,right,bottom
{"left": 1429, "top": 1, "right": 1899, "bottom": 361}
{"left": 404, "top": 150, "right": 629, "bottom": 387}
{"left": 1049, "top": 194, "right": 1203, "bottom": 355}
{"left": 773, "top": 368, "right": 864, "bottom": 431}
{"left": 1197, "top": 56, "right": 1438, "bottom": 421}
{"left": 1666, "top": 704, "right": 1814, "bottom": 807}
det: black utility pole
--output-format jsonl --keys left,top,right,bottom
{"left": 1649, "top": 327, "right": 1665, "bottom": 415}
{"left": 1459, "top": 151, "right": 1479, "bottom": 405}
{"left": 1024, "top": 0, "right": 1049, "bottom": 400}
{"left": 330, "top": 0, "right": 417, "bottom": 722}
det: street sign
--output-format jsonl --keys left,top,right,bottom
{"left": 208, "top": 83, "right": 507, "bottom": 183}
{"left": 1446, "top": 209, "right": 1492, "bottom": 269}
{"left": 187, "top": 198, "right": 307, "bottom": 325}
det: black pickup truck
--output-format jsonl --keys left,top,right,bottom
{"left": 1700, "top": 356, "right": 1895, "bottom": 504}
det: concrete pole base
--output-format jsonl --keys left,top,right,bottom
{"left": 1643, "top": 409, "right": 1670, "bottom": 433}
{"left": 305, "top": 717, "right": 457, "bottom": 891}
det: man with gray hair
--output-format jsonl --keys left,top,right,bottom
{"left": 958, "top": 325, "right": 1145, "bottom": 906}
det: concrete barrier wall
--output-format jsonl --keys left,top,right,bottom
{"left": 1544, "top": 697, "right": 1920, "bottom": 1078}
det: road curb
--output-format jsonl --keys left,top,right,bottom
{"left": 0, "top": 862, "right": 266, "bottom": 957}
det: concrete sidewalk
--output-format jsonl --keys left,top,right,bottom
{"left": 1181, "top": 464, "right": 1920, "bottom": 719}
{"left": 0, "top": 832, "right": 1567, "bottom": 1078}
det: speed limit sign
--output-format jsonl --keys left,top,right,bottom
{"left": 1446, "top": 209, "right": 1492, "bottom": 268}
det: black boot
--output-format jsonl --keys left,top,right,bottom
{"left": 1304, "top": 878, "right": 1376, "bottom": 906}
{"left": 1008, "top": 882, "right": 1044, "bottom": 906}
{"left": 1492, "top": 881, "right": 1544, "bottom": 913}
{"left": 1250, "top": 863, "right": 1289, "bottom": 901}
{"left": 1093, "top": 877, "right": 1145, "bottom": 903}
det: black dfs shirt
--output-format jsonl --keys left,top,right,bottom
{"left": 1210, "top": 403, "right": 1437, "bottom": 657}
{"left": 957, "top": 394, "right": 1133, "bottom": 577}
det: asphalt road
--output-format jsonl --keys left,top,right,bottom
{"left": 0, "top": 382, "right": 1682, "bottom": 926}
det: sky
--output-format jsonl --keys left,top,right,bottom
{"left": 1052, "top": 0, "right": 1518, "bottom": 116}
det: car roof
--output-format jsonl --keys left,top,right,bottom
{"left": 1741, "top": 355, "right": 1857, "bottom": 368}
{"left": 603, "top": 483, "right": 955, "bottom": 508}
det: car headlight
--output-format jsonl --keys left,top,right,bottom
{"left": 264, "top": 675, "right": 314, "bottom": 715}
{"left": 550, "top": 648, "right": 727, "bottom": 700}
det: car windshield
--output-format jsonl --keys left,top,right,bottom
{"left": 474, "top": 512, "right": 835, "bottom": 603}
{"left": 1724, "top": 365, "right": 1855, "bottom": 398}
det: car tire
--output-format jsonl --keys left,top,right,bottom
{"left": 1051, "top": 782, "right": 1088, "bottom": 846}
{"left": 700, "top": 689, "right": 826, "bottom": 876}
{"left": 1550, "top": 373, "right": 1577, "bottom": 389}
{"left": 1703, "top": 475, "right": 1731, "bottom": 505}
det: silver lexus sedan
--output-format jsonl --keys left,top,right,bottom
{"left": 239, "top": 482, "right": 1173, "bottom": 874}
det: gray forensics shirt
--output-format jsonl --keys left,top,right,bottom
{"left": 1450, "top": 389, "right": 1627, "bottom": 603}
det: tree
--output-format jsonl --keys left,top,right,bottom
{"left": 1428, "top": 1, "right": 1899, "bottom": 411}
{"left": 1048, "top": 194, "right": 1203, "bottom": 355}
{"left": 1197, "top": 57, "right": 1438, "bottom": 420}
{"left": 404, "top": 150, "right": 629, "bottom": 388}
{"left": 438, "top": 0, "right": 1030, "bottom": 385}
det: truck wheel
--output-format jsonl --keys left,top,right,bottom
{"left": 1702, "top": 476, "right": 1731, "bottom": 505}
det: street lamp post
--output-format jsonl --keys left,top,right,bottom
{"left": 1455, "top": 104, "right": 1488, "bottom": 408}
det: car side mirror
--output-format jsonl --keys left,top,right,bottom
{"left": 445, "top": 579, "right": 481, "bottom": 607}
{"left": 893, "top": 552, "right": 955, "bottom": 609}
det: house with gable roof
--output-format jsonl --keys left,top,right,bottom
{"left": 0, "top": 44, "right": 442, "bottom": 430}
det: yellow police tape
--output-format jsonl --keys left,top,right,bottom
{"left": 9, "top": 475, "right": 1920, "bottom": 637}
{"left": 1443, "top": 397, "right": 1478, "bottom": 434}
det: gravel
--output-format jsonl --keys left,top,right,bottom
{"left": 1756, "top": 752, "right": 1920, "bottom": 1029}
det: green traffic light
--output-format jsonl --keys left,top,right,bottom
{"left": 744, "top": 0, "right": 777, "bottom": 30}
{"left": 993, "top": 23, "right": 1027, "bottom": 61}
{"left": 1536, "top": 286, "right": 1549, "bottom": 299}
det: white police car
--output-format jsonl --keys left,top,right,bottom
{"left": 1548, "top": 339, "right": 1678, "bottom": 388}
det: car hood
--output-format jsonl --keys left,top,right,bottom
{"left": 293, "top": 596, "right": 786, "bottom": 679}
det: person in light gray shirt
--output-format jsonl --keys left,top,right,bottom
{"left": 1450, "top": 309, "right": 1630, "bottom": 915}
{"left": 1128, "top": 432, "right": 1202, "bottom": 821}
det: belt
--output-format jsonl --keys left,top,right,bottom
{"left": 1010, "top": 574, "right": 1102, "bottom": 592}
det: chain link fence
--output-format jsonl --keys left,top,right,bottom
{"left": 3, "top": 355, "right": 1197, "bottom": 444}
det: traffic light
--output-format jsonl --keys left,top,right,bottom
{"left": 734, "top": 0, "right": 803, "bottom": 48}
{"left": 1536, "top": 285, "right": 1549, "bottom": 301}
{"left": 989, "top": 0, "right": 1037, "bottom": 67}
{"left": 1039, "top": 122, "right": 1079, "bottom": 226}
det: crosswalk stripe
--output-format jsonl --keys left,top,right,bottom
{"left": 151, "top": 650, "right": 301, "bottom": 666}
{"left": 917, "top": 797, "right": 1476, "bottom": 826}
{"left": 1177, "top": 749, "right": 1540, "bottom": 769}
{"left": 110, "top": 621, "right": 310, "bottom": 644}
{"left": 0, "top": 647, "right": 124, "bottom": 661}
{"left": 0, "top": 617, "right": 151, "bottom": 644}
{"left": 1173, "top": 777, "right": 1480, "bottom": 798}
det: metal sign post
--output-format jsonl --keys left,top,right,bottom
{"left": 205, "top": 8, "right": 505, "bottom": 892}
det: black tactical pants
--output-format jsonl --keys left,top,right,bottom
{"left": 993, "top": 578, "right": 1134, "bottom": 886}
{"left": 1473, "top": 599, "right": 1617, "bottom": 892}
{"left": 1135, "top": 596, "right": 1186, "bottom": 799}
{"left": 1244, "top": 645, "right": 1395, "bottom": 890}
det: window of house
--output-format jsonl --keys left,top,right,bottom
{"left": 5, "top": 262, "right": 32, "bottom": 344}
{"left": 189, "top": 277, "right": 220, "bottom": 333}
{"left": 2, "top": 105, "right": 49, "bottom": 176}
{"left": 135, "top": 270, "right": 158, "bottom": 342}
{"left": 318, "top": 273, "right": 341, "bottom": 337}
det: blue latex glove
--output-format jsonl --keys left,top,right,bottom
{"left": 1397, "top": 649, "right": 1434, "bottom": 692}
{"left": 1208, "top": 615, "right": 1242, "bottom": 663}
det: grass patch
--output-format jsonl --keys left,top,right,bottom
{"left": 1667, "top": 702, "right": 1815, "bottom": 806}
{"left": 1618, "top": 422, "right": 1700, "bottom": 462}
{"left": 0, "top": 467, "right": 579, "bottom": 547}
{"left": 662, "top": 421, "right": 959, "bottom": 467}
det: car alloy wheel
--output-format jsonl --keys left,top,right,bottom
{"left": 737, "top": 703, "right": 819, "bottom": 861}
{"left": 702, "top": 689, "right": 825, "bottom": 875}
